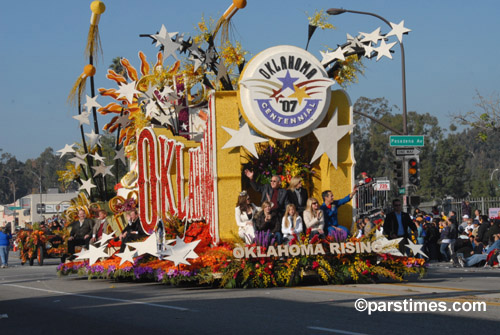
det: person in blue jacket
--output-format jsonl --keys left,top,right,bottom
{"left": 0, "top": 224, "right": 12, "bottom": 268}
{"left": 320, "top": 187, "right": 358, "bottom": 237}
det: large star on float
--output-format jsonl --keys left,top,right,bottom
{"left": 127, "top": 234, "right": 159, "bottom": 258}
{"left": 116, "top": 81, "right": 141, "bottom": 104}
{"left": 310, "top": 109, "right": 355, "bottom": 168}
{"left": 116, "top": 246, "right": 138, "bottom": 266}
{"left": 405, "top": 240, "right": 428, "bottom": 258}
{"left": 75, "top": 244, "right": 108, "bottom": 266}
{"left": 221, "top": 123, "right": 268, "bottom": 158}
{"left": 97, "top": 231, "right": 115, "bottom": 247}
{"left": 277, "top": 70, "right": 299, "bottom": 92}
{"left": 372, "top": 229, "right": 404, "bottom": 257}
{"left": 152, "top": 24, "right": 178, "bottom": 48}
{"left": 164, "top": 236, "right": 200, "bottom": 266}
{"left": 387, "top": 20, "right": 411, "bottom": 43}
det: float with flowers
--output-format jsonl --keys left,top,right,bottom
{"left": 56, "top": 1, "right": 426, "bottom": 287}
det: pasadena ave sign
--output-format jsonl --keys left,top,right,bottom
{"left": 233, "top": 241, "right": 383, "bottom": 259}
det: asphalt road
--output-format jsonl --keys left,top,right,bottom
{"left": 1, "top": 252, "right": 499, "bottom": 335}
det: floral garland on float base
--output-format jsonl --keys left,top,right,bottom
{"left": 58, "top": 221, "right": 426, "bottom": 288}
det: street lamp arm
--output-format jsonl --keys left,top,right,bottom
{"left": 491, "top": 169, "right": 499, "bottom": 181}
{"left": 353, "top": 110, "right": 403, "bottom": 135}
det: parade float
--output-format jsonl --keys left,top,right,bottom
{"left": 56, "top": 1, "right": 426, "bottom": 287}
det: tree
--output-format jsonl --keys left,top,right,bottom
{"left": 109, "top": 56, "right": 128, "bottom": 80}
{"left": 452, "top": 91, "right": 500, "bottom": 141}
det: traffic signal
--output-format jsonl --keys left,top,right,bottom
{"left": 408, "top": 157, "right": 420, "bottom": 186}
{"left": 393, "top": 159, "right": 403, "bottom": 187}
{"left": 36, "top": 203, "right": 46, "bottom": 214}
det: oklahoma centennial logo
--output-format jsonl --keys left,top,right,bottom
{"left": 238, "top": 45, "right": 335, "bottom": 139}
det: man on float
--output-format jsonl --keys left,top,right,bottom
{"left": 320, "top": 188, "right": 357, "bottom": 237}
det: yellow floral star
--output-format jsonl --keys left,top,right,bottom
{"left": 288, "top": 85, "right": 310, "bottom": 105}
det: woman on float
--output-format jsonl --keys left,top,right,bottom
{"left": 281, "top": 204, "right": 303, "bottom": 242}
{"left": 234, "top": 190, "right": 260, "bottom": 244}
{"left": 303, "top": 197, "right": 325, "bottom": 239}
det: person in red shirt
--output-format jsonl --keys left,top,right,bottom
{"left": 90, "top": 210, "right": 110, "bottom": 245}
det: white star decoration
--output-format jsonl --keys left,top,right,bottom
{"left": 372, "top": 230, "right": 404, "bottom": 257}
{"left": 84, "top": 95, "right": 101, "bottom": 112}
{"left": 116, "top": 246, "right": 137, "bottom": 266}
{"left": 152, "top": 25, "right": 180, "bottom": 61}
{"left": 113, "top": 147, "right": 126, "bottom": 165}
{"left": 85, "top": 129, "right": 102, "bottom": 148}
{"left": 152, "top": 24, "right": 178, "bottom": 47}
{"left": 91, "top": 152, "right": 105, "bottom": 163}
{"left": 221, "top": 123, "right": 268, "bottom": 158}
{"left": 116, "top": 81, "right": 141, "bottom": 104}
{"left": 57, "top": 143, "right": 75, "bottom": 157}
{"left": 360, "top": 27, "right": 383, "bottom": 44}
{"left": 97, "top": 231, "right": 115, "bottom": 247}
{"left": 70, "top": 152, "right": 87, "bottom": 169}
{"left": 387, "top": 20, "right": 411, "bottom": 43}
{"left": 310, "top": 109, "right": 355, "bottom": 168}
{"left": 127, "top": 234, "right": 159, "bottom": 258}
{"left": 320, "top": 46, "right": 345, "bottom": 66}
{"left": 164, "top": 236, "right": 200, "bottom": 266}
{"left": 374, "top": 39, "right": 397, "bottom": 61}
{"left": 405, "top": 240, "right": 428, "bottom": 258}
{"left": 73, "top": 111, "right": 91, "bottom": 127}
{"left": 75, "top": 244, "right": 108, "bottom": 266}
{"left": 92, "top": 163, "right": 114, "bottom": 178}
{"left": 80, "top": 178, "right": 96, "bottom": 194}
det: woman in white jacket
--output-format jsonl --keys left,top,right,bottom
{"left": 235, "top": 191, "right": 260, "bottom": 244}
{"left": 303, "top": 197, "right": 325, "bottom": 238}
{"left": 282, "top": 204, "right": 303, "bottom": 242}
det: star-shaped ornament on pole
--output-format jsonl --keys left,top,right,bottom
{"left": 310, "top": 109, "right": 354, "bottom": 168}
{"left": 163, "top": 236, "right": 200, "bottom": 266}
{"left": 79, "top": 178, "right": 96, "bottom": 194}
{"left": 374, "top": 39, "right": 397, "bottom": 61}
{"left": 92, "top": 163, "right": 114, "bottom": 178}
{"left": 57, "top": 143, "right": 76, "bottom": 157}
{"left": 84, "top": 94, "right": 101, "bottom": 112}
{"left": 73, "top": 111, "right": 91, "bottom": 127}
{"left": 113, "top": 147, "right": 126, "bottom": 165}
{"left": 85, "top": 129, "right": 102, "bottom": 148}
{"left": 221, "top": 123, "right": 268, "bottom": 158}
{"left": 70, "top": 152, "right": 87, "bottom": 169}
{"left": 387, "top": 20, "right": 411, "bottom": 43}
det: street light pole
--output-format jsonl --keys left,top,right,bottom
{"left": 327, "top": 8, "right": 408, "bottom": 135}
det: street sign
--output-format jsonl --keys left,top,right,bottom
{"left": 389, "top": 135, "right": 424, "bottom": 147}
{"left": 398, "top": 187, "right": 405, "bottom": 194}
{"left": 8, "top": 206, "right": 22, "bottom": 210}
{"left": 395, "top": 147, "right": 421, "bottom": 156}
{"left": 374, "top": 180, "right": 391, "bottom": 191}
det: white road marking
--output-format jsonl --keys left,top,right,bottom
{"left": 308, "top": 326, "right": 370, "bottom": 335}
{"left": 3, "top": 283, "right": 190, "bottom": 311}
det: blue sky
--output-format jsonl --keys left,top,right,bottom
{"left": 1, "top": 0, "right": 499, "bottom": 161}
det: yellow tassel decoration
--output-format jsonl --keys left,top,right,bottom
{"left": 67, "top": 64, "right": 96, "bottom": 105}
{"left": 85, "top": 1, "right": 106, "bottom": 60}
{"left": 213, "top": 0, "right": 246, "bottom": 44}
